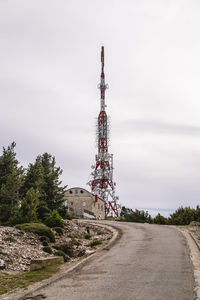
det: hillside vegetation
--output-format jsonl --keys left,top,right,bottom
{"left": 0, "top": 142, "right": 199, "bottom": 228}
{"left": 120, "top": 206, "right": 200, "bottom": 225}
{"left": 0, "top": 142, "right": 69, "bottom": 227}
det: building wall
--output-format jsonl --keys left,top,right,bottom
{"left": 92, "top": 198, "right": 105, "bottom": 219}
{"left": 64, "top": 187, "right": 105, "bottom": 219}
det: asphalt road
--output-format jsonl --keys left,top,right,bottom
{"left": 32, "top": 222, "right": 194, "bottom": 300}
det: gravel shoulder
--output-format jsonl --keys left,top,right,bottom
{"left": 175, "top": 225, "right": 200, "bottom": 300}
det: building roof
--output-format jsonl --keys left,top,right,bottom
{"left": 65, "top": 187, "right": 91, "bottom": 194}
{"left": 65, "top": 187, "right": 105, "bottom": 203}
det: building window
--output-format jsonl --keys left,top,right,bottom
{"left": 70, "top": 202, "right": 73, "bottom": 206}
{"left": 101, "top": 205, "right": 103, "bottom": 211}
{"left": 69, "top": 190, "right": 73, "bottom": 194}
{"left": 80, "top": 190, "right": 84, "bottom": 194}
{"left": 75, "top": 189, "right": 78, "bottom": 195}
{"left": 82, "top": 201, "right": 86, "bottom": 207}
{"left": 98, "top": 203, "right": 100, "bottom": 209}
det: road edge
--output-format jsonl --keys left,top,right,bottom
{"left": 175, "top": 227, "right": 200, "bottom": 300}
{"left": 0, "top": 221, "right": 121, "bottom": 300}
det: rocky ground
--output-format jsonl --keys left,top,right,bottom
{"left": 186, "top": 221, "right": 200, "bottom": 248}
{"left": 0, "top": 220, "right": 112, "bottom": 273}
{"left": 176, "top": 222, "right": 200, "bottom": 300}
{"left": 176, "top": 221, "right": 200, "bottom": 248}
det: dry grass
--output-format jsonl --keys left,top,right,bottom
{"left": 0, "top": 262, "right": 62, "bottom": 295}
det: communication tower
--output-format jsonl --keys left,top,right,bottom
{"left": 88, "top": 46, "right": 119, "bottom": 217}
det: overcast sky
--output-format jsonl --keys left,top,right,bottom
{"left": 1, "top": 0, "right": 200, "bottom": 216}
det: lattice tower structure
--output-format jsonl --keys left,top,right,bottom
{"left": 88, "top": 46, "right": 119, "bottom": 217}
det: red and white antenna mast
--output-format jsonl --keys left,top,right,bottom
{"left": 88, "top": 46, "right": 119, "bottom": 217}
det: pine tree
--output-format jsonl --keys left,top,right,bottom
{"left": 22, "top": 152, "right": 67, "bottom": 215}
{"left": 20, "top": 158, "right": 45, "bottom": 198}
{"left": 0, "top": 142, "right": 24, "bottom": 223}
{"left": 21, "top": 188, "right": 39, "bottom": 222}
{"left": 38, "top": 153, "right": 67, "bottom": 211}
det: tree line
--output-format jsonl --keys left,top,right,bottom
{"left": 120, "top": 205, "right": 200, "bottom": 225}
{"left": 1, "top": 142, "right": 199, "bottom": 227}
{"left": 0, "top": 142, "right": 68, "bottom": 226}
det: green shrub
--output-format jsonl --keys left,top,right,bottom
{"left": 90, "top": 239, "right": 102, "bottom": 247}
{"left": 71, "top": 238, "right": 80, "bottom": 246}
{"left": 68, "top": 233, "right": 80, "bottom": 239}
{"left": 37, "top": 202, "right": 50, "bottom": 221}
{"left": 7, "top": 211, "right": 24, "bottom": 226}
{"left": 54, "top": 227, "right": 64, "bottom": 235}
{"left": 120, "top": 206, "right": 152, "bottom": 223}
{"left": 39, "top": 236, "right": 50, "bottom": 243}
{"left": 15, "top": 223, "right": 55, "bottom": 242}
{"left": 44, "top": 210, "right": 64, "bottom": 228}
{"left": 65, "top": 212, "right": 73, "bottom": 220}
{"left": 168, "top": 206, "right": 196, "bottom": 225}
{"left": 77, "top": 248, "right": 86, "bottom": 257}
{"left": 42, "top": 240, "right": 48, "bottom": 246}
{"left": 43, "top": 246, "right": 52, "bottom": 254}
{"left": 84, "top": 233, "right": 92, "bottom": 240}
{"left": 54, "top": 250, "right": 70, "bottom": 262}
{"left": 153, "top": 213, "right": 168, "bottom": 225}
{"left": 53, "top": 243, "right": 74, "bottom": 257}
{"left": 57, "top": 207, "right": 73, "bottom": 220}
{"left": 4, "top": 237, "right": 16, "bottom": 243}
{"left": 57, "top": 206, "right": 73, "bottom": 220}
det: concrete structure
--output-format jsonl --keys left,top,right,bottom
{"left": 64, "top": 187, "right": 105, "bottom": 219}
{"left": 30, "top": 256, "right": 64, "bottom": 271}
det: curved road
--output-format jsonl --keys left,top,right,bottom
{"left": 32, "top": 222, "right": 194, "bottom": 300}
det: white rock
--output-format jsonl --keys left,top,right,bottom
{"left": 0, "top": 259, "right": 5, "bottom": 269}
